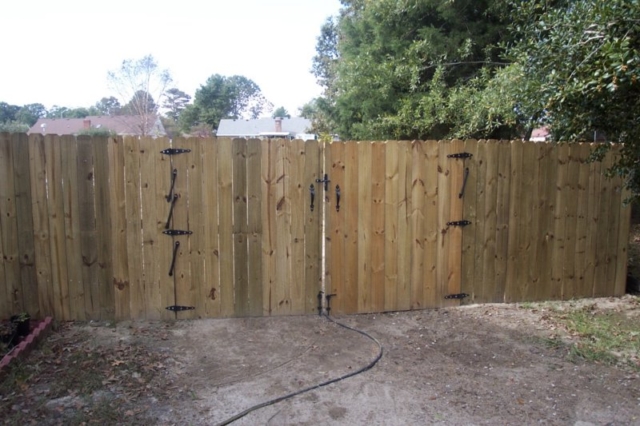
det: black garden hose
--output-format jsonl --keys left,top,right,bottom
{"left": 214, "top": 313, "right": 384, "bottom": 426}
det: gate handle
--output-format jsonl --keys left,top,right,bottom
{"left": 165, "top": 194, "right": 178, "bottom": 229}
{"left": 310, "top": 184, "right": 315, "bottom": 212}
{"left": 335, "top": 185, "right": 341, "bottom": 212}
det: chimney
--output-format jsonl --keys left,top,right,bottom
{"left": 83, "top": 119, "right": 91, "bottom": 129}
{"left": 275, "top": 117, "right": 282, "bottom": 133}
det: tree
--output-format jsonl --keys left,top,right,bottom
{"left": 314, "top": 0, "right": 512, "bottom": 140}
{"left": 0, "top": 102, "right": 20, "bottom": 123}
{"left": 503, "top": 0, "right": 640, "bottom": 197}
{"left": 180, "top": 74, "right": 272, "bottom": 133}
{"left": 0, "top": 121, "right": 29, "bottom": 133}
{"left": 107, "top": 54, "right": 172, "bottom": 135}
{"left": 94, "top": 96, "right": 121, "bottom": 116}
{"left": 162, "top": 88, "right": 191, "bottom": 121}
{"left": 15, "top": 103, "right": 46, "bottom": 126}
{"left": 272, "top": 106, "right": 290, "bottom": 119}
{"left": 122, "top": 90, "right": 156, "bottom": 116}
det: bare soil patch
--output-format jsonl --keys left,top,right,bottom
{"left": 2, "top": 296, "right": 639, "bottom": 425}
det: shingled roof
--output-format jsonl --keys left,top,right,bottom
{"left": 28, "top": 115, "right": 166, "bottom": 137}
{"left": 216, "top": 117, "right": 314, "bottom": 140}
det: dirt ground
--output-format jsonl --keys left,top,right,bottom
{"left": 2, "top": 296, "right": 639, "bottom": 425}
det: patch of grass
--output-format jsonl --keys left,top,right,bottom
{"left": 556, "top": 306, "right": 640, "bottom": 369}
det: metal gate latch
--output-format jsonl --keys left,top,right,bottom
{"left": 160, "top": 148, "right": 191, "bottom": 155}
{"left": 445, "top": 293, "right": 469, "bottom": 300}
{"left": 316, "top": 174, "right": 331, "bottom": 191}
{"left": 166, "top": 305, "right": 195, "bottom": 311}
{"left": 446, "top": 220, "right": 471, "bottom": 227}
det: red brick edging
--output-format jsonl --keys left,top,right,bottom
{"left": 0, "top": 317, "right": 54, "bottom": 376}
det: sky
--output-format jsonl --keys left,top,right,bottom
{"left": 0, "top": 0, "right": 342, "bottom": 117}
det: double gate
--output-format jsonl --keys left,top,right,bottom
{"left": 154, "top": 138, "right": 469, "bottom": 320}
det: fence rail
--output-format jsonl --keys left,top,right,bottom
{"left": 0, "top": 134, "right": 630, "bottom": 320}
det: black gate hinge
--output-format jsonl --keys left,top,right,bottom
{"left": 163, "top": 230, "right": 193, "bottom": 236}
{"left": 447, "top": 152, "right": 472, "bottom": 159}
{"left": 166, "top": 305, "right": 195, "bottom": 312}
{"left": 446, "top": 220, "right": 471, "bottom": 227}
{"left": 445, "top": 293, "right": 469, "bottom": 300}
{"left": 160, "top": 148, "right": 191, "bottom": 155}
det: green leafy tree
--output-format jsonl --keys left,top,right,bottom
{"left": 504, "top": 0, "right": 640, "bottom": 197}
{"left": 163, "top": 88, "right": 191, "bottom": 121}
{"left": 94, "top": 96, "right": 122, "bottom": 116}
{"left": 272, "top": 106, "right": 290, "bottom": 119}
{"left": 180, "top": 74, "right": 272, "bottom": 133}
{"left": 316, "top": 0, "right": 512, "bottom": 140}
{"left": 0, "top": 102, "right": 20, "bottom": 123}
{"left": 15, "top": 103, "right": 46, "bottom": 126}
{"left": 0, "top": 121, "right": 29, "bottom": 133}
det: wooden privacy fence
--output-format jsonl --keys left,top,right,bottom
{"left": 0, "top": 134, "right": 630, "bottom": 321}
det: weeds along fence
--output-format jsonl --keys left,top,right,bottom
{"left": 0, "top": 134, "right": 630, "bottom": 320}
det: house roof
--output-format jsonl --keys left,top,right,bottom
{"left": 530, "top": 127, "right": 550, "bottom": 142}
{"left": 28, "top": 115, "right": 166, "bottom": 136}
{"left": 217, "top": 117, "right": 312, "bottom": 138}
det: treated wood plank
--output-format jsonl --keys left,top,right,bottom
{"left": 76, "top": 136, "right": 99, "bottom": 319}
{"left": 12, "top": 134, "right": 38, "bottom": 316}
{"left": 274, "top": 138, "right": 291, "bottom": 314}
{"left": 0, "top": 134, "right": 21, "bottom": 316}
{"left": 185, "top": 138, "right": 205, "bottom": 317}
{"left": 320, "top": 141, "right": 331, "bottom": 312}
{"left": 423, "top": 141, "right": 439, "bottom": 308}
{"left": 123, "top": 136, "right": 144, "bottom": 319}
{"left": 593, "top": 149, "right": 612, "bottom": 297}
{"left": 521, "top": 142, "right": 541, "bottom": 301}
{"left": 461, "top": 139, "right": 480, "bottom": 303}
{"left": 614, "top": 152, "right": 632, "bottom": 296}
{"left": 550, "top": 143, "right": 569, "bottom": 300}
{"left": 289, "top": 139, "right": 306, "bottom": 314}
{"left": 0, "top": 134, "right": 16, "bottom": 317}
{"left": 505, "top": 140, "right": 524, "bottom": 303}
{"left": 604, "top": 147, "right": 623, "bottom": 296}
{"left": 218, "top": 138, "right": 234, "bottom": 316}
{"left": 202, "top": 138, "right": 221, "bottom": 317}
{"left": 304, "top": 140, "right": 321, "bottom": 314}
{"left": 261, "top": 139, "right": 277, "bottom": 315}
{"left": 357, "top": 142, "right": 373, "bottom": 312}
{"left": 410, "top": 141, "right": 426, "bottom": 310}
{"left": 107, "top": 136, "right": 130, "bottom": 320}
{"left": 178, "top": 137, "right": 200, "bottom": 319}
{"left": 583, "top": 145, "right": 601, "bottom": 298}
{"left": 327, "top": 141, "right": 344, "bottom": 313}
{"left": 233, "top": 139, "right": 249, "bottom": 316}
{"left": 494, "top": 141, "right": 511, "bottom": 303}
{"left": 537, "top": 143, "right": 559, "bottom": 301}
{"left": 396, "top": 141, "right": 412, "bottom": 311}
{"left": 444, "top": 139, "right": 465, "bottom": 307}
{"left": 573, "top": 144, "right": 591, "bottom": 297}
{"left": 138, "top": 137, "right": 162, "bottom": 319}
{"left": 479, "top": 141, "right": 499, "bottom": 303}
{"left": 343, "top": 141, "right": 359, "bottom": 313}
{"left": 31, "top": 134, "right": 54, "bottom": 318}
{"left": 559, "top": 144, "right": 580, "bottom": 300}
{"left": 370, "top": 142, "right": 385, "bottom": 312}
{"left": 247, "top": 139, "right": 263, "bottom": 316}
{"left": 384, "top": 141, "right": 399, "bottom": 312}
{"left": 93, "top": 137, "right": 115, "bottom": 320}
